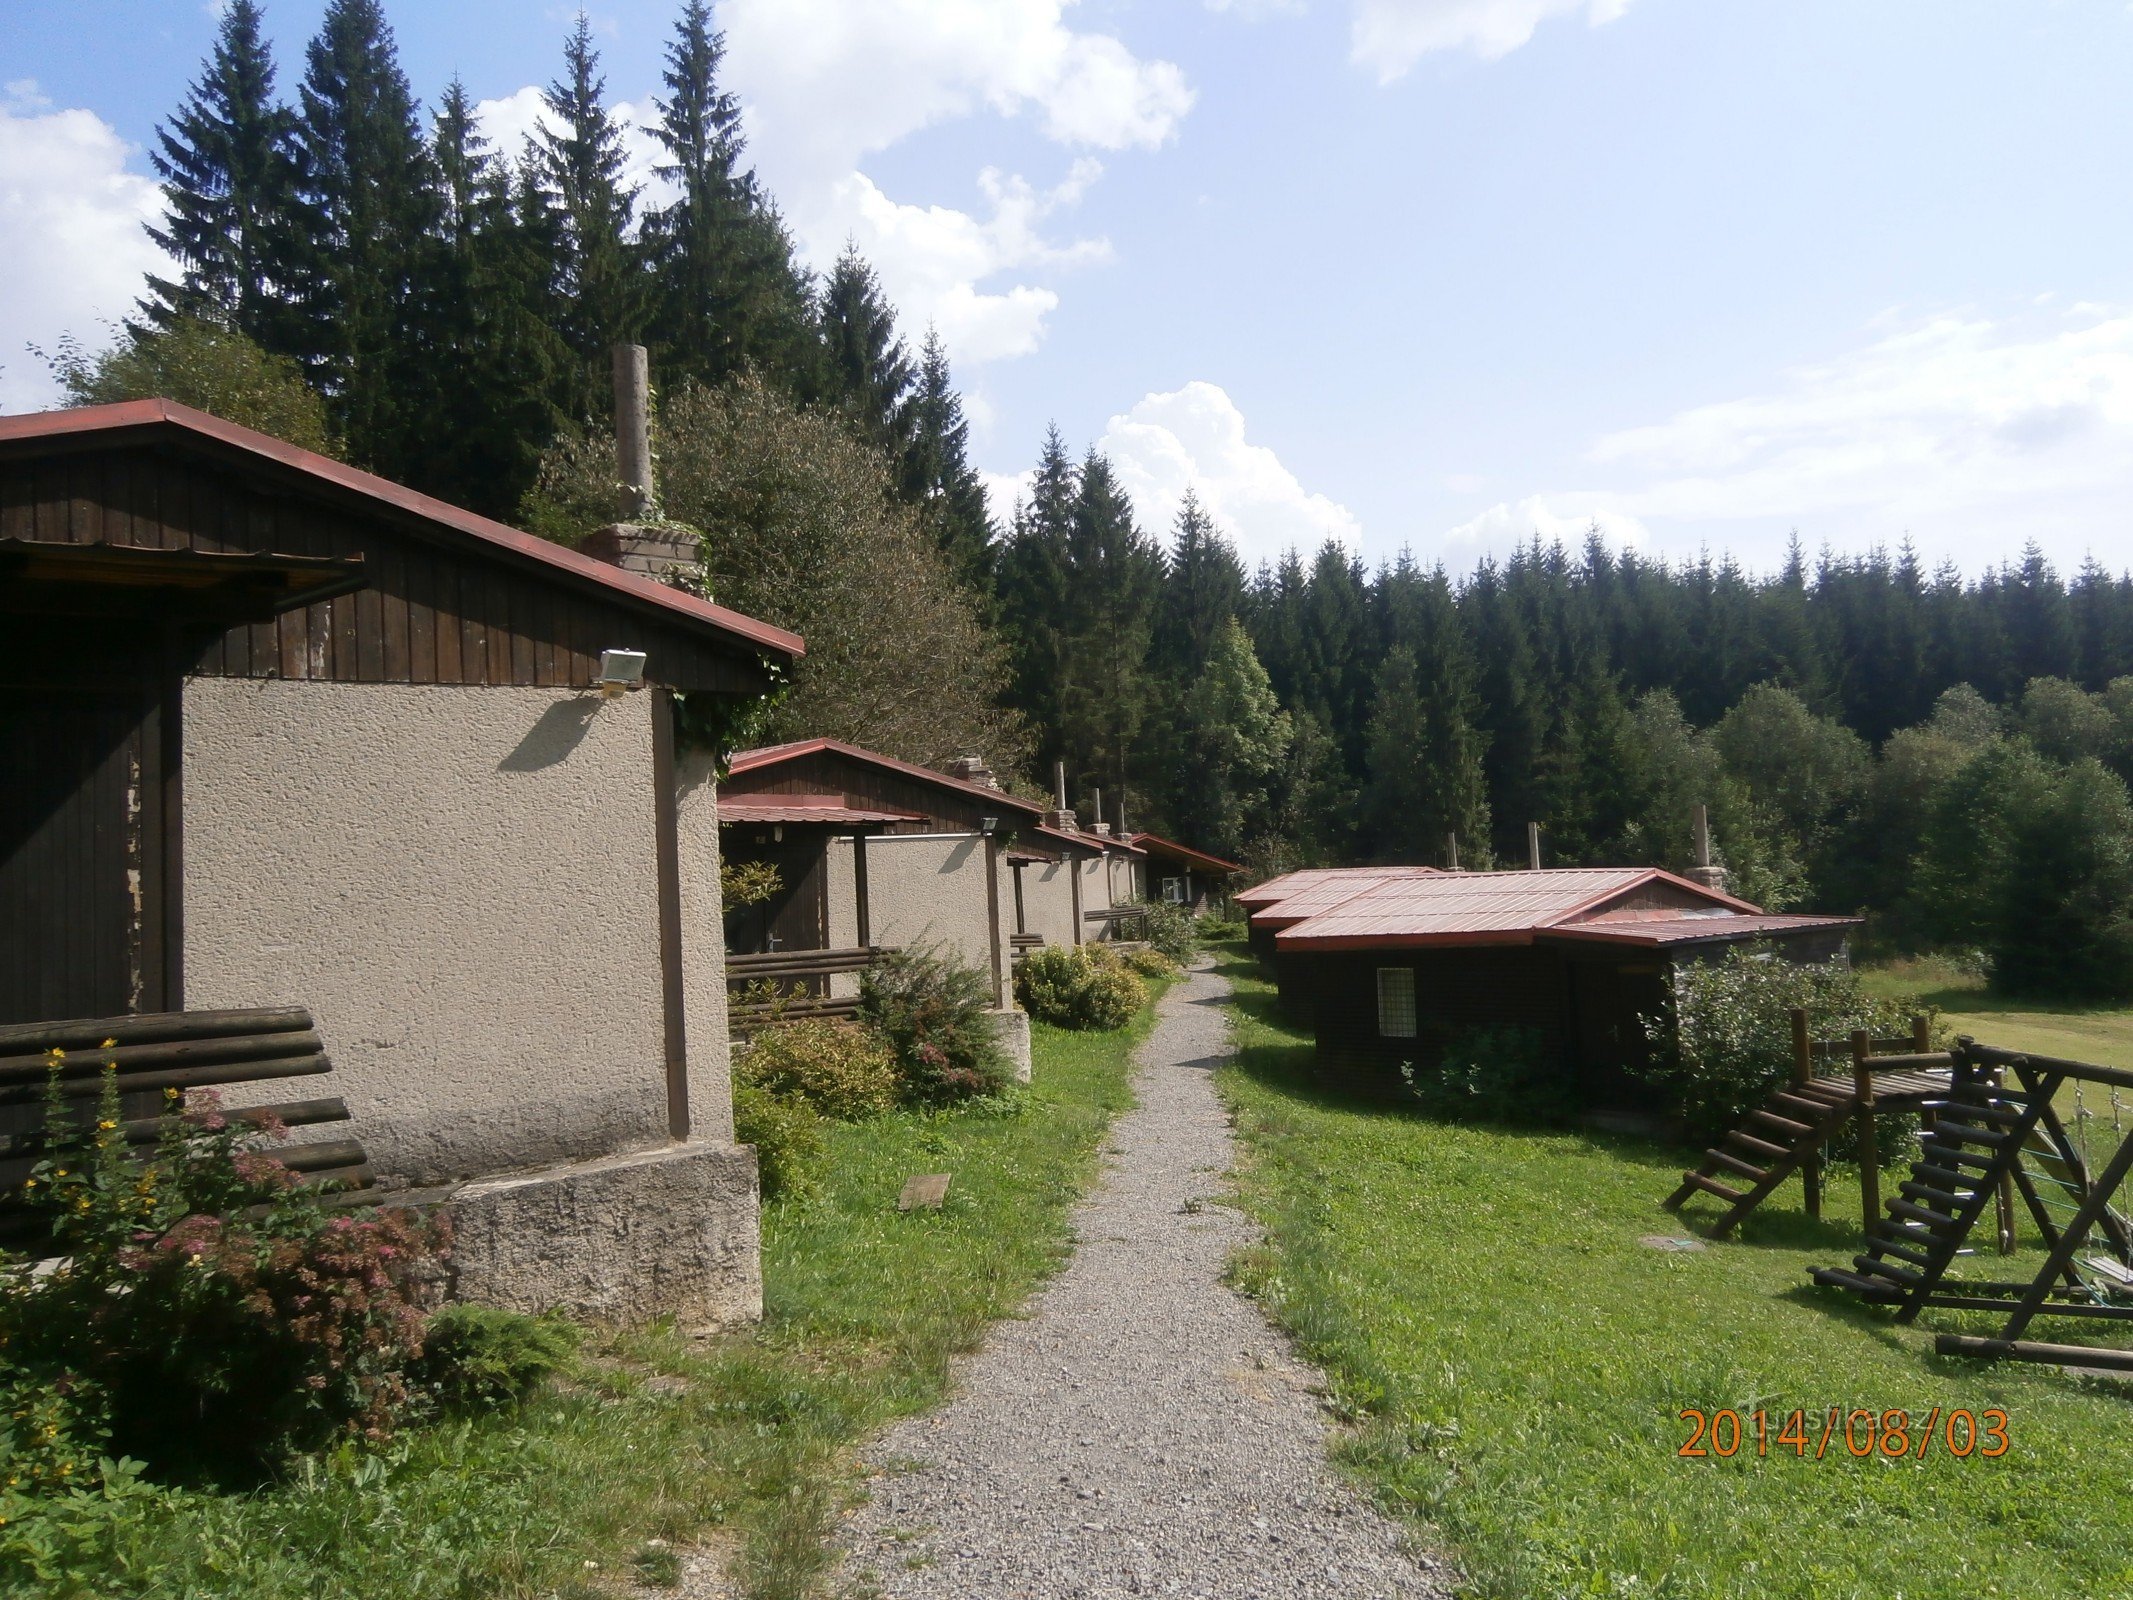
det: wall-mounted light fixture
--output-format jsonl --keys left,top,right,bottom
{"left": 979, "top": 816, "right": 999, "bottom": 837}
{"left": 596, "top": 648, "right": 647, "bottom": 698}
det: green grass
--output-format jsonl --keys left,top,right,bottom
{"left": 1862, "top": 955, "right": 2133, "bottom": 1071}
{"left": 31, "top": 993, "right": 1164, "bottom": 1600}
{"left": 1212, "top": 946, "right": 2133, "bottom": 1600}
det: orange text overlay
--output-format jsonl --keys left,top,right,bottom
{"left": 1677, "top": 1407, "right": 2009, "bottom": 1461}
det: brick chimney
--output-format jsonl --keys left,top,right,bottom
{"left": 1685, "top": 803, "right": 1730, "bottom": 894}
{"left": 945, "top": 754, "right": 1000, "bottom": 790}
{"left": 581, "top": 343, "right": 702, "bottom": 588}
{"left": 1044, "top": 759, "right": 1078, "bottom": 832}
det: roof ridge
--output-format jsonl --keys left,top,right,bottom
{"left": 0, "top": 399, "right": 802, "bottom": 661}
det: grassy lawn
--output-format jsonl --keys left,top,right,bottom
{"left": 1862, "top": 953, "right": 2133, "bottom": 1070}
{"left": 41, "top": 991, "right": 1163, "bottom": 1600}
{"left": 1212, "top": 946, "right": 2133, "bottom": 1600}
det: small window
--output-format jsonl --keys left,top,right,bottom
{"left": 1376, "top": 967, "right": 1417, "bottom": 1038}
{"left": 1162, "top": 876, "right": 1186, "bottom": 904}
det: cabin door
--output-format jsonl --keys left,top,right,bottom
{"left": 0, "top": 646, "right": 176, "bottom": 1027}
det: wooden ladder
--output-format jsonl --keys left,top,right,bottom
{"left": 1810, "top": 1065, "right": 2045, "bottom": 1318}
{"left": 1664, "top": 1076, "right": 1858, "bottom": 1238}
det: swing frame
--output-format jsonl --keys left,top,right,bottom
{"left": 1812, "top": 1041, "right": 2133, "bottom": 1373}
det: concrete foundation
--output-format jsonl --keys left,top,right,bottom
{"left": 988, "top": 1006, "right": 1033, "bottom": 1084}
{"left": 446, "top": 1141, "right": 762, "bottom": 1328}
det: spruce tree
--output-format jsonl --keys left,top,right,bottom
{"left": 818, "top": 244, "right": 915, "bottom": 454}
{"left": 536, "top": 15, "right": 648, "bottom": 419}
{"left": 143, "top": 0, "right": 301, "bottom": 350}
{"left": 287, "top": 0, "right": 439, "bottom": 474}
{"left": 901, "top": 330, "right": 996, "bottom": 595}
{"left": 1150, "top": 491, "right": 1246, "bottom": 683}
{"left": 1363, "top": 643, "right": 1492, "bottom": 867}
{"left": 1171, "top": 618, "right": 1290, "bottom": 856}
{"left": 996, "top": 428, "right": 1078, "bottom": 776}
{"left": 402, "top": 80, "right": 568, "bottom": 517}
{"left": 1059, "top": 450, "right": 1163, "bottom": 817}
{"left": 643, "top": 1, "right": 816, "bottom": 391}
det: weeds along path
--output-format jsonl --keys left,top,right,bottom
{"left": 837, "top": 960, "right": 1446, "bottom": 1599}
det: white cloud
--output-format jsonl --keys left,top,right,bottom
{"left": 1448, "top": 303, "right": 2133, "bottom": 571}
{"left": 0, "top": 84, "right": 170, "bottom": 413}
{"left": 1095, "top": 381, "right": 1362, "bottom": 567}
{"left": 1440, "top": 493, "right": 1650, "bottom": 566}
{"left": 718, "top": 0, "right": 1192, "bottom": 367}
{"left": 1351, "top": 0, "right": 1634, "bottom": 80}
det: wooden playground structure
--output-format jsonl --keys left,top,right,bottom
{"left": 1665, "top": 1014, "right": 2133, "bottom": 1372}
{"left": 1664, "top": 1011, "right": 2012, "bottom": 1248}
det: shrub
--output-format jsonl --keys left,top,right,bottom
{"left": 0, "top": 1063, "right": 445, "bottom": 1486}
{"left": 1016, "top": 946, "right": 1147, "bottom": 1031}
{"left": 1399, "top": 1026, "right": 1572, "bottom": 1127}
{"left": 859, "top": 947, "right": 1012, "bottom": 1105}
{"left": 1197, "top": 914, "right": 1246, "bottom": 943}
{"left": 1135, "top": 901, "right": 1197, "bottom": 963}
{"left": 410, "top": 1305, "right": 579, "bottom": 1414}
{"left": 1635, "top": 944, "right": 1914, "bottom": 1142}
{"left": 720, "top": 858, "right": 782, "bottom": 916}
{"left": 733, "top": 1082, "right": 824, "bottom": 1203}
{"left": 1122, "top": 946, "right": 1180, "bottom": 980}
{"left": 736, "top": 1018, "right": 899, "bottom": 1119}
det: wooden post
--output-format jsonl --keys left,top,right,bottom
{"left": 852, "top": 831, "right": 871, "bottom": 950}
{"left": 983, "top": 832, "right": 1005, "bottom": 1008}
{"left": 1853, "top": 1028, "right": 1879, "bottom": 1227}
{"left": 1995, "top": 1064, "right": 2018, "bottom": 1254}
{"left": 1447, "top": 832, "right": 1460, "bottom": 870}
{"left": 1527, "top": 821, "right": 1541, "bottom": 871}
{"left": 1792, "top": 1007, "right": 1820, "bottom": 1219}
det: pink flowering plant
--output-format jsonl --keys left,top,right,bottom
{"left": 0, "top": 1053, "right": 446, "bottom": 1486}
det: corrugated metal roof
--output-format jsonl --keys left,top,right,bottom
{"left": 718, "top": 794, "right": 924, "bottom": 825}
{"left": 1542, "top": 913, "right": 1863, "bottom": 947}
{"left": 726, "top": 738, "right": 1051, "bottom": 817}
{"left": 1249, "top": 867, "right": 1445, "bottom": 929}
{"left": 0, "top": 400, "right": 805, "bottom": 662}
{"left": 1235, "top": 868, "right": 1354, "bottom": 909}
{"left": 1275, "top": 867, "right": 1766, "bottom": 949}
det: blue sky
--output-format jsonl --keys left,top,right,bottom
{"left": 6, "top": 1, "right": 2133, "bottom": 577}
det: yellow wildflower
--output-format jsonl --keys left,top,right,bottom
{"left": 100, "top": 1038, "right": 116, "bottom": 1048}
{"left": 97, "top": 1119, "right": 117, "bottom": 1132}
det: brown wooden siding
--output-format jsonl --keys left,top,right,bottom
{"left": 0, "top": 442, "right": 771, "bottom": 696}
{"left": 1303, "top": 946, "right": 1578, "bottom": 1098}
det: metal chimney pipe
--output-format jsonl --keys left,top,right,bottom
{"left": 1693, "top": 804, "right": 1712, "bottom": 869}
{"left": 1447, "top": 831, "right": 1460, "bottom": 871}
{"left": 1054, "top": 760, "right": 1067, "bottom": 811}
{"left": 1528, "top": 821, "right": 1541, "bottom": 871}
{"left": 1092, "top": 787, "right": 1104, "bottom": 832}
{"left": 613, "top": 343, "right": 653, "bottom": 519}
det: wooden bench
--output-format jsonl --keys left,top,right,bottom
{"left": 727, "top": 947, "right": 890, "bottom": 1034}
{"left": 0, "top": 1006, "right": 374, "bottom": 1248}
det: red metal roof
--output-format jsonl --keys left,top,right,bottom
{"left": 727, "top": 738, "right": 1050, "bottom": 816}
{"left": 1237, "top": 867, "right": 1418, "bottom": 910}
{"left": 1274, "top": 867, "right": 1766, "bottom": 950}
{"left": 0, "top": 399, "right": 804, "bottom": 663}
{"left": 1249, "top": 867, "right": 1446, "bottom": 930}
{"left": 1127, "top": 832, "right": 1244, "bottom": 875}
{"left": 717, "top": 793, "right": 924, "bottom": 826}
{"left": 1542, "top": 913, "right": 1863, "bottom": 947}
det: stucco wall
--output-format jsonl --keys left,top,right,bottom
{"left": 836, "top": 833, "right": 1006, "bottom": 1000}
{"left": 1016, "top": 858, "right": 1081, "bottom": 948}
{"left": 1080, "top": 854, "right": 1114, "bottom": 939}
{"left": 183, "top": 678, "right": 672, "bottom": 1184}
{"left": 825, "top": 837, "right": 861, "bottom": 998}
{"left": 674, "top": 747, "right": 734, "bottom": 1141}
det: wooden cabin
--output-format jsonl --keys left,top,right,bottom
{"left": 1273, "top": 867, "right": 1861, "bottom": 1107}
{"left": 0, "top": 399, "right": 802, "bottom": 1323}
{"left": 1125, "top": 832, "right": 1243, "bottom": 915}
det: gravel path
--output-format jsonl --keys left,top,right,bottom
{"left": 835, "top": 960, "right": 1448, "bottom": 1600}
